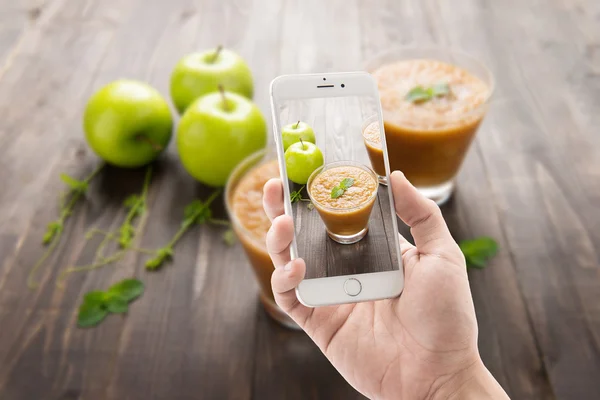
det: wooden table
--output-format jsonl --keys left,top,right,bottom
{"left": 1, "top": 0, "right": 599, "bottom": 399}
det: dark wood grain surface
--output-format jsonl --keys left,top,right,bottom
{"left": 282, "top": 96, "right": 399, "bottom": 278}
{"left": 0, "top": 0, "right": 598, "bottom": 399}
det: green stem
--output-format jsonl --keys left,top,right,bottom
{"left": 209, "top": 218, "right": 231, "bottom": 227}
{"left": 28, "top": 163, "right": 105, "bottom": 289}
{"left": 27, "top": 235, "right": 60, "bottom": 289}
{"left": 57, "top": 166, "right": 152, "bottom": 287}
{"left": 56, "top": 249, "right": 127, "bottom": 288}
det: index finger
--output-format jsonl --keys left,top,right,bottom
{"left": 263, "top": 178, "right": 285, "bottom": 221}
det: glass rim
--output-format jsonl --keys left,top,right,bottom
{"left": 364, "top": 45, "right": 495, "bottom": 124}
{"left": 224, "top": 148, "right": 271, "bottom": 251}
{"left": 307, "top": 161, "right": 379, "bottom": 212}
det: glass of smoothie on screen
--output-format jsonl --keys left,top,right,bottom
{"left": 365, "top": 47, "right": 494, "bottom": 204}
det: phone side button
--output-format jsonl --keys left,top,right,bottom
{"left": 344, "top": 278, "right": 362, "bottom": 297}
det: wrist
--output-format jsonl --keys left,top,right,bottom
{"left": 431, "top": 359, "right": 510, "bottom": 400}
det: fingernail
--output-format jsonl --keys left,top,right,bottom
{"left": 284, "top": 261, "right": 293, "bottom": 271}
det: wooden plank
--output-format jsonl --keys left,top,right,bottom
{"left": 252, "top": 310, "right": 366, "bottom": 400}
{"left": 430, "top": 0, "right": 600, "bottom": 398}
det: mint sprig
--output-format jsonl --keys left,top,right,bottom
{"left": 405, "top": 82, "right": 450, "bottom": 103}
{"left": 331, "top": 178, "right": 355, "bottom": 199}
{"left": 77, "top": 278, "right": 144, "bottom": 328}
{"left": 459, "top": 237, "right": 498, "bottom": 269}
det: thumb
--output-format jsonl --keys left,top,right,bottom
{"left": 390, "top": 171, "right": 456, "bottom": 255}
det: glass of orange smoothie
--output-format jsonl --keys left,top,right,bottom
{"left": 225, "top": 149, "right": 299, "bottom": 329}
{"left": 366, "top": 47, "right": 494, "bottom": 204}
{"left": 307, "top": 161, "right": 379, "bottom": 244}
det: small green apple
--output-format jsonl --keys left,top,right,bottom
{"left": 285, "top": 140, "right": 324, "bottom": 185}
{"left": 281, "top": 121, "right": 316, "bottom": 151}
{"left": 170, "top": 46, "right": 254, "bottom": 114}
{"left": 177, "top": 90, "right": 267, "bottom": 187}
{"left": 83, "top": 80, "right": 173, "bottom": 168}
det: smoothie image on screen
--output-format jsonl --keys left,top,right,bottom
{"left": 277, "top": 94, "right": 401, "bottom": 279}
{"left": 307, "top": 162, "right": 378, "bottom": 244}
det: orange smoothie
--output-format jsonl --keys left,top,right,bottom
{"left": 372, "top": 59, "right": 491, "bottom": 187}
{"left": 227, "top": 156, "right": 298, "bottom": 329}
{"left": 308, "top": 163, "right": 378, "bottom": 242}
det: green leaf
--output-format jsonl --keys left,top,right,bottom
{"left": 290, "top": 186, "right": 305, "bottom": 204}
{"left": 331, "top": 177, "right": 355, "bottom": 199}
{"left": 339, "top": 178, "right": 354, "bottom": 190}
{"left": 331, "top": 186, "right": 344, "bottom": 199}
{"left": 108, "top": 279, "right": 144, "bottom": 302}
{"left": 123, "top": 194, "right": 141, "bottom": 208}
{"left": 405, "top": 86, "right": 431, "bottom": 103}
{"left": 184, "top": 200, "right": 204, "bottom": 219}
{"left": 405, "top": 83, "right": 451, "bottom": 103}
{"left": 459, "top": 237, "right": 498, "bottom": 269}
{"left": 431, "top": 82, "right": 450, "bottom": 97}
{"left": 83, "top": 290, "right": 106, "bottom": 306}
{"left": 223, "top": 229, "right": 236, "bottom": 246}
{"left": 105, "top": 296, "right": 129, "bottom": 313}
{"left": 42, "top": 221, "right": 63, "bottom": 244}
{"left": 60, "top": 173, "right": 88, "bottom": 193}
{"left": 77, "top": 302, "right": 108, "bottom": 328}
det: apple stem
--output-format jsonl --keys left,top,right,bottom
{"left": 294, "top": 120, "right": 300, "bottom": 129}
{"left": 218, "top": 84, "right": 229, "bottom": 111}
{"left": 210, "top": 45, "right": 223, "bottom": 63}
{"left": 300, "top": 138, "right": 305, "bottom": 150}
{"left": 136, "top": 135, "right": 163, "bottom": 152}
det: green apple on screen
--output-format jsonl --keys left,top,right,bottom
{"left": 281, "top": 121, "right": 316, "bottom": 151}
{"left": 170, "top": 46, "right": 254, "bottom": 114}
{"left": 177, "top": 90, "right": 267, "bottom": 187}
{"left": 83, "top": 80, "right": 173, "bottom": 168}
{"left": 285, "top": 140, "right": 324, "bottom": 185}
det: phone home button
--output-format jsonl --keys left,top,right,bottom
{"left": 344, "top": 278, "right": 362, "bottom": 297}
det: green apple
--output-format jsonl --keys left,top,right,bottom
{"left": 281, "top": 121, "right": 316, "bottom": 151}
{"left": 83, "top": 80, "right": 173, "bottom": 168}
{"left": 177, "top": 90, "right": 267, "bottom": 186}
{"left": 170, "top": 46, "right": 254, "bottom": 114}
{"left": 285, "top": 141, "right": 324, "bottom": 185}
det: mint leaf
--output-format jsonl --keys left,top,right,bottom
{"left": 405, "top": 83, "right": 451, "bottom": 103}
{"left": 290, "top": 185, "right": 305, "bottom": 204}
{"left": 60, "top": 173, "right": 88, "bottom": 193}
{"left": 108, "top": 279, "right": 144, "bottom": 302}
{"left": 405, "top": 86, "right": 431, "bottom": 103}
{"left": 42, "top": 221, "right": 63, "bottom": 244}
{"left": 84, "top": 291, "right": 106, "bottom": 305}
{"left": 77, "top": 302, "right": 108, "bottom": 328}
{"left": 331, "top": 178, "right": 354, "bottom": 199}
{"left": 123, "top": 194, "right": 141, "bottom": 208}
{"left": 340, "top": 178, "right": 354, "bottom": 190}
{"left": 431, "top": 82, "right": 450, "bottom": 97}
{"left": 105, "top": 296, "right": 128, "bottom": 313}
{"left": 331, "top": 186, "right": 344, "bottom": 199}
{"left": 223, "top": 229, "right": 236, "bottom": 246}
{"left": 459, "top": 237, "right": 498, "bottom": 269}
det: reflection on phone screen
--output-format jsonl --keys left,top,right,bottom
{"left": 277, "top": 95, "right": 401, "bottom": 279}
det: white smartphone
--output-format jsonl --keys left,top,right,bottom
{"left": 270, "top": 72, "right": 404, "bottom": 307}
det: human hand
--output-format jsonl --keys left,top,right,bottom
{"left": 263, "top": 171, "right": 509, "bottom": 400}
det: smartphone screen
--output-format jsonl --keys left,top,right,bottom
{"left": 276, "top": 94, "right": 402, "bottom": 279}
